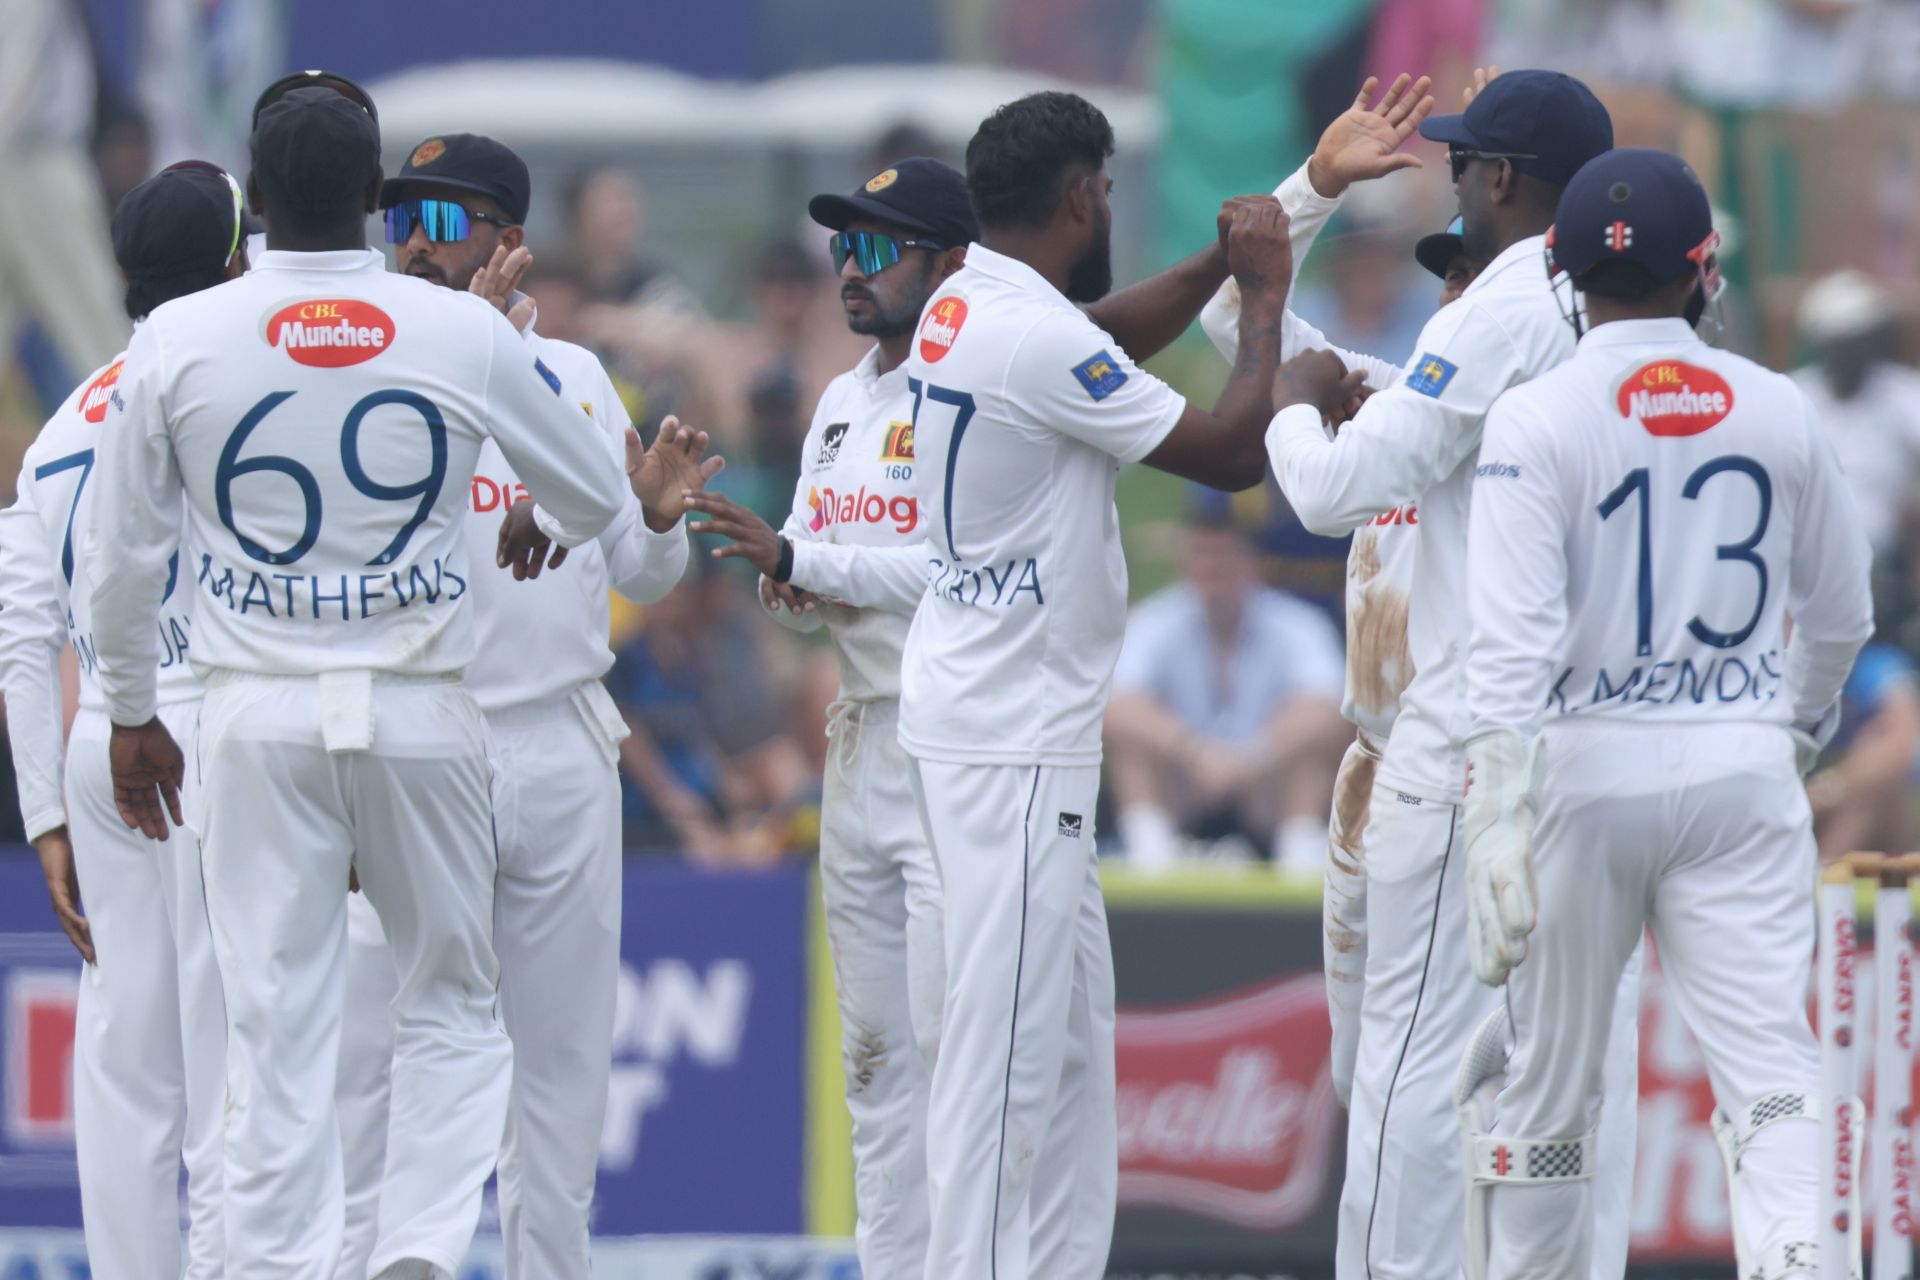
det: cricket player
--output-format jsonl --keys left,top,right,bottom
{"left": 698, "top": 157, "right": 974, "bottom": 1278}
{"left": 0, "top": 160, "right": 245, "bottom": 1280}
{"left": 84, "top": 88, "right": 623, "bottom": 1279}
{"left": 688, "top": 137, "right": 1367, "bottom": 1267}
{"left": 1459, "top": 147, "right": 1872, "bottom": 1280}
{"left": 1262, "top": 69, "right": 1622, "bottom": 1280}
{"left": 323, "top": 131, "right": 708, "bottom": 1280}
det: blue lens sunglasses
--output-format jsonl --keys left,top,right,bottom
{"left": 385, "top": 198, "right": 515, "bottom": 245}
{"left": 829, "top": 229, "right": 940, "bottom": 277}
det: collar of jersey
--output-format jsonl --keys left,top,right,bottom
{"left": 251, "top": 248, "right": 385, "bottom": 273}
{"left": 1462, "top": 233, "right": 1548, "bottom": 298}
{"left": 961, "top": 243, "right": 1071, "bottom": 307}
{"left": 1576, "top": 316, "right": 1701, "bottom": 349}
{"left": 853, "top": 343, "right": 910, "bottom": 393}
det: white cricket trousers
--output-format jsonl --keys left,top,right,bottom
{"left": 908, "top": 757, "right": 1116, "bottom": 1280}
{"left": 192, "top": 670, "right": 512, "bottom": 1280}
{"left": 336, "top": 893, "right": 397, "bottom": 1280}
{"left": 335, "top": 689, "right": 626, "bottom": 1280}
{"left": 1487, "top": 722, "right": 1820, "bottom": 1280}
{"left": 66, "top": 702, "right": 224, "bottom": 1280}
{"left": 1337, "top": 780, "right": 1641, "bottom": 1280}
{"left": 820, "top": 699, "right": 942, "bottom": 1279}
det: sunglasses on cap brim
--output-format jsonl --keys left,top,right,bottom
{"left": 384, "top": 199, "right": 515, "bottom": 245}
{"left": 160, "top": 160, "right": 246, "bottom": 267}
{"left": 828, "top": 229, "right": 940, "bottom": 277}
{"left": 252, "top": 70, "right": 378, "bottom": 128}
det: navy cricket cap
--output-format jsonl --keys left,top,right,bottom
{"left": 1414, "top": 215, "right": 1466, "bottom": 280}
{"left": 381, "top": 133, "right": 532, "bottom": 225}
{"left": 1551, "top": 148, "right": 1715, "bottom": 287}
{"left": 113, "top": 161, "right": 244, "bottom": 284}
{"left": 808, "top": 157, "right": 979, "bottom": 250}
{"left": 251, "top": 86, "right": 380, "bottom": 193}
{"left": 1419, "top": 70, "right": 1613, "bottom": 189}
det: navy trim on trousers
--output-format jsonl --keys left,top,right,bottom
{"left": 1364, "top": 804, "right": 1458, "bottom": 1279}
{"left": 990, "top": 767, "right": 1042, "bottom": 1279}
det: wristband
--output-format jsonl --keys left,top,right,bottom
{"left": 773, "top": 536, "right": 795, "bottom": 584}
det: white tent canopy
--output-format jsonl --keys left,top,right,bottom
{"left": 367, "top": 59, "right": 1162, "bottom": 152}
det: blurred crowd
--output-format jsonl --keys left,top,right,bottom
{"left": 6, "top": 0, "right": 1920, "bottom": 868}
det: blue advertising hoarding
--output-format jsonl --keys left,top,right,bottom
{"left": 0, "top": 853, "right": 814, "bottom": 1238}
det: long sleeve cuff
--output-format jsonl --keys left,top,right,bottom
{"left": 532, "top": 501, "right": 599, "bottom": 550}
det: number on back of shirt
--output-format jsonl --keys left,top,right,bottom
{"left": 218, "top": 389, "right": 449, "bottom": 568}
{"left": 1596, "top": 454, "right": 1772, "bottom": 656}
{"left": 907, "top": 377, "right": 976, "bottom": 561}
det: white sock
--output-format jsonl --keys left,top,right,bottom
{"left": 1274, "top": 816, "right": 1330, "bottom": 873}
{"left": 1120, "top": 805, "right": 1182, "bottom": 870}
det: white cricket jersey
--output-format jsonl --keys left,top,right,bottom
{"left": 84, "top": 248, "right": 624, "bottom": 726}
{"left": 1196, "top": 160, "right": 1416, "bottom": 743}
{"left": 1268, "top": 234, "right": 1575, "bottom": 800}
{"left": 1467, "top": 317, "right": 1874, "bottom": 743}
{"left": 460, "top": 318, "right": 689, "bottom": 713}
{"left": 895, "top": 245, "right": 1186, "bottom": 766}
{"left": 0, "top": 351, "right": 203, "bottom": 838}
{"left": 769, "top": 346, "right": 928, "bottom": 702}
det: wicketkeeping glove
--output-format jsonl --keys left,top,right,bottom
{"left": 1461, "top": 728, "right": 1539, "bottom": 987}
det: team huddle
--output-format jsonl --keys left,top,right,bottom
{"left": 0, "top": 57, "right": 1874, "bottom": 1280}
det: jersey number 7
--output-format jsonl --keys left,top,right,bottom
{"left": 907, "top": 377, "right": 976, "bottom": 561}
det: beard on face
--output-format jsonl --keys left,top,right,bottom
{"left": 404, "top": 255, "right": 452, "bottom": 287}
{"left": 845, "top": 255, "right": 935, "bottom": 338}
{"left": 1064, "top": 208, "right": 1113, "bottom": 304}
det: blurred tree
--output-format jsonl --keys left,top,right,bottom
{"left": 1155, "top": 0, "right": 1372, "bottom": 266}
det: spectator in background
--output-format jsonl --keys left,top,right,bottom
{"left": 1809, "top": 636, "right": 1920, "bottom": 863}
{"left": 1106, "top": 503, "right": 1350, "bottom": 871}
{"left": 608, "top": 558, "right": 817, "bottom": 863}
{"left": 566, "top": 166, "right": 704, "bottom": 317}
{"left": 1792, "top": 269, "right": 1920, "bottom": 562}
{"left": 92, "top": 107, "right": 154, "bottom": 211}
{"left": 1291, "top": 219, "right": 1433, "bottom": 373}
{"left": 867, "top": 121, "right": 947, "bottom": 172}
{"left": 0, "top": 0, "right": 128, "bottom": 396}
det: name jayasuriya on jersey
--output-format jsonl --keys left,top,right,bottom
{"left": 925, "top": 554, "right": 1045, "bottom": 608}
{"left": 194, "top": 550, "right": 467, "bottom": 620}
{"left": 69, "top": 610, "right": 193, "bottom": 679}
{"left": 1546, "top": 647, "right": 1785, "bottom": 715}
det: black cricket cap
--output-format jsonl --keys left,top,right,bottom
{"left": 1415, "top": 215, "right": 1466, "bottom": 280}
{"left": 808, "top": 157, "right": 978, "bottom": 250}
{"left": 380, "top": 133, "right": 531, "bottom": 226}
{"left": 252, "top": 69, "right": 378, "bottom": 129}
{"left": 250, "top": 86, "right": 381, "bottom": 207}
{"left": 1419, "top": 69, "right": 1613, "bottom": 189}
{"left": 1551, "top": 148, "right": 1715, "bottom": 287}
{"left": 112, "top": 161, "right": 243, "bottom": 284}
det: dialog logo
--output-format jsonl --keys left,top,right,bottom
{"left": 1618, "top": 361, "right": 1734, "bottom": 437}
{"left": 918, "top": 296, "right": 968, "bottom": 364}
{"left": 80, "top": 359, "right": 124, "bottom": 425}
{"left": 266, "top": 299, "right": 395, "bottom": 368}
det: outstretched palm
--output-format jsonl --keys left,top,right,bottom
{"left": 1308, "top": 74, "right": 1437, "bottom": 197}
{"left": 628, "top": 415, "right": 726, "bottom": 531}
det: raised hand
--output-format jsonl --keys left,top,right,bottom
{"left": 1216, "top": 193, "right": 1282, "bottom": 252}
{"left": 1462, "top": 65, "right": 1499, "bottom": 109}
{"left": 497, "top": 498, "right": 568, "bottom": 580}
{"left": 627, "top": 415, "right": 726, "bottom": 532}
{"left": 1226, "top": 200, "right": 1294, "bottom": 302}
{"left": 1307, "top": 73, "right": 1437, "bottom": 198}
{"left": 469, "top": 243, "right": 536, "bottom": 333}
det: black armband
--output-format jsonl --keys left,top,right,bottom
{"left": 773, "top": 536, "right": 795, "bottom": 585}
